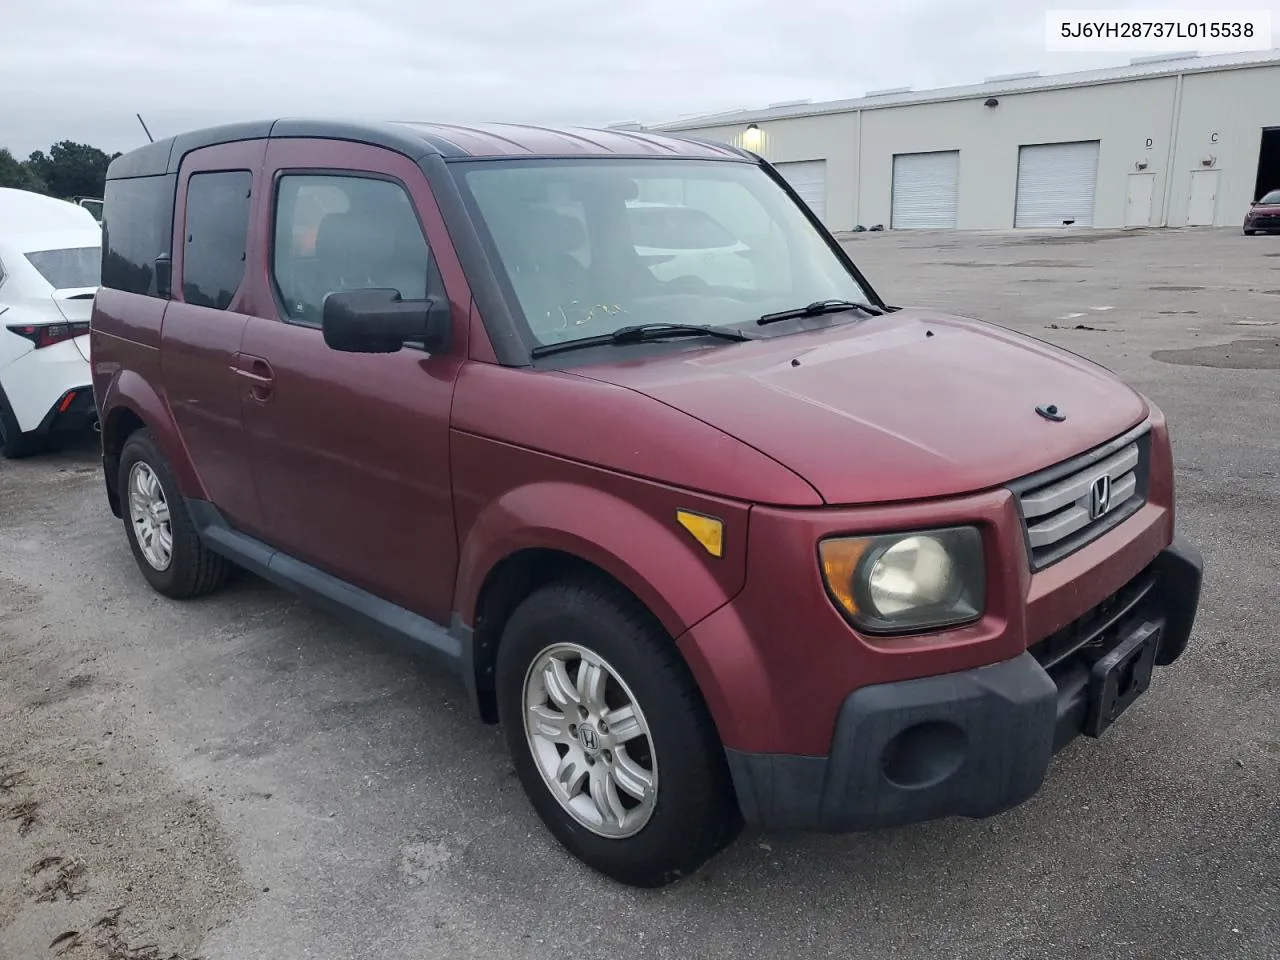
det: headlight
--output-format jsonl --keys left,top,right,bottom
{"left": 818, "top": 526, "right": 985, "bottom": 633}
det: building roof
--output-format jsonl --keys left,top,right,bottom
{"left": 106, "top": 119, "right": 748, "bottom": 180}
{"left": 650, "top": 49, "right": 1280, "bottom": 131}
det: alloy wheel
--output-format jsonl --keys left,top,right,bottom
{"left": 127, "top": 461, "right": 173, "bottom": 571}
{"left": 521, "top": 642, "right": 658, "bottom": 839}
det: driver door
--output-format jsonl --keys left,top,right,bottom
{"left": 238, "top": 138, "right": 470, "bottom": 624}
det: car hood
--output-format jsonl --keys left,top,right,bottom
{"left": 569, "top": 308, "right": 1148, "bottom": 505}
{"left": 1248, "top": 203, "right": 1280, "bottom": 216}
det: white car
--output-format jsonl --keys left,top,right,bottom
{"left": 0, "top": 188, "right": 100, "bottom": 458}
{"left": 626, "top": 201, "right": 756, "bottom": 290}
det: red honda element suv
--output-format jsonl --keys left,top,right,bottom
{"left": 91, "top": 120, "right": 1203, "bottom": 887}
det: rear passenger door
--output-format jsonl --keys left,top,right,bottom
{"left": 238, "top": 139, "right": 469, "bottom": 625}
{"left": 163, "top": 141, "right": 267, "bottom": 534}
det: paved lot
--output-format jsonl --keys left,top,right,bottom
{"left": 2, "top": 227, "right": 1277, "bottom": 960}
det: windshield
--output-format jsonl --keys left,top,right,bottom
{"left": 1260, "top": 190, "right": 1280, "bottom": 204}
{"left": 457, "top": 159, "right": 871, "bottom": 349}
{"left": 25, "top": 246, "right": 101, "bottom": 290}
{"left": 626, "top": 204, "right": 738, "bottom": 250}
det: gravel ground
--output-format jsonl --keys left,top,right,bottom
{"left": 1, "top": 226, "right": 1277, "bottom": 960}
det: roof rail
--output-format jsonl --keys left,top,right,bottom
{"left": 1129, "top": 51, "right": 1198, "bottom": 65}
{"left": 984, "top": 70, "right": 1040, "bottom": 82}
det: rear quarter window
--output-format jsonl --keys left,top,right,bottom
{"left": 181, "top": 171, "right": 252, "bottom": 310}
{"left": 25, "top": 247, "right": 101, "bottom": 290}
{"left": 102, "top": 174, "right": 177, "bottom": 297}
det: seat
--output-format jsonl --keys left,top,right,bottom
{"left": 500, "top": 207, "right": 591, "bottom": 333}
{"left": 285, "top": 207, "right": 431, "bottom": 323}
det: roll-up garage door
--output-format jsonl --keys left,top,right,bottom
{"left": 774, "top": 160, "right": 826, "bottom": 221}
{"left": 1014, "top": 141, "right": 1100, "bottom": 228}
{"left": 891, "top": 150, "right": 960, "bottom": 229}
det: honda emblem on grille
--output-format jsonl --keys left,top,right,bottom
{"left": 1089, "top": 474, "right": 1112, "bottom": 520}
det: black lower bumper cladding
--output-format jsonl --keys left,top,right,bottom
{"left": 726, "top": 535, "right": 1205, "bottom": 832}
{"left": 36, "top": 386, "right": 98, "bottom": 435}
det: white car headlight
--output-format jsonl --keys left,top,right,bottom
{"left": 819, "top": 527, "right": 985, "bottom": 633}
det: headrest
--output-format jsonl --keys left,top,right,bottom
{"left": 514, "top": 207, "right": 586, "bottom": 257}
{"left": 314, "top": 212, "right": 396, "bottom": 265}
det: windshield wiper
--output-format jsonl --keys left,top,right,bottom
{"left": 530, "top": 323, "right": 753, "bottom": 358}
{"left": 757, "top": 299, "right": 882, "bottom": 326}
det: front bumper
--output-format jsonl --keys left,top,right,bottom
{"left": 726, "top": 535, "right": 1203, "bottom": 832}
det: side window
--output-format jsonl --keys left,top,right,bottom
{"left": 182, "top": 170, "right": 252, "bottom": 310}
{"left": 271, "top": 174, "right": 430, "bottom": 325}
{"left": 101, "top": 174, "right": 177, "bottom": 297}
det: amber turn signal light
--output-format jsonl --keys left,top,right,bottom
{"left": 818, "top": 537, "right": 872, "bottom": 616}
{"left": 676, "top": 510, "right": 724, "bottom": 558}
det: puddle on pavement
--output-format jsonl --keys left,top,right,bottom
{"left": 1152, "top": 338, "right": 1280, "bottom": 369}
{"left": 999, "top": 230, "right": 1148, "bottom": 246}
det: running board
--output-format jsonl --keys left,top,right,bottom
{"left": 186, "top": 500, "right": 463, "bottom": 676}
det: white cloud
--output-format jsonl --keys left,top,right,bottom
{"left": 2, "top": 0, "right": 1276, "bottom": 155}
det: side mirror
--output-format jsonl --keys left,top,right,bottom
{"left": 322, "top": 288, "right": 451, "bottom": 355}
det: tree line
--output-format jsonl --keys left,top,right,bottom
{"left": 0, "top": 141, "right": 120, "bottom": 201}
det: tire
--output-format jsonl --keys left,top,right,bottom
{"left": 118, "top": 429, "right": 228, "bottom": 599}
{"left": 1244, "top": 229, "right": 1257, "bottom": 236}
{"left": 0, "top": 397, "right": 42, "bottom": 460}
{"left": 496, "top": 577, "right": 741, "bottom": 887}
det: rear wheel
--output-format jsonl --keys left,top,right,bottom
{"left": 118, "top": 429, "right": 228, "bottom": 598}
{"left": 0, "top": 397, "right": 42, "bottom": 459}
{"left": 496, "top": 578, "right": 741, "bottom": 887}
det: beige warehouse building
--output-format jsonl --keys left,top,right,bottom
{"left": 619, "top": 51, "right": 1280, "bottom": 232}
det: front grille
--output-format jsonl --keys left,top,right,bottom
{"left": 1029, "top": 563, "right": 1160, "bottom": 751}
{"left": 1030, "top": 565, "right": 1156, "bottom": 671}
{"left": 1251, "top": 215, "right": 1280, "bottom": 229}
{"left": 1009, "top": 424, "right": 1151, "bottom": 570}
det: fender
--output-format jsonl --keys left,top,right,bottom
{"left": 671, "top": 598, "right": 782, "bottom": 753}
{"left": 99, "top": 366, "right": 206, "bottom": 502}
{"left": 454, "top": 481, "right": 750, "bottom": 641}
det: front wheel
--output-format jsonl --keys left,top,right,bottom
{"left": 496, "top": 578, "right": 741, "bottom": 887}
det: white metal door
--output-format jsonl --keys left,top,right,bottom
{"left": 774, "top": 160, "right": 826, "bottom": 221}
{"left": 1014, "top": 141, "right": 1101, "bottom": 228}
{"left": 1186, "top": 170, "right": 1220, "bottom": 226}
{"left": 891, "top": 151, "right": 960, "bottom": 229}
{"left": 1124, "top": 173, "right": 1156, "bottom": 228}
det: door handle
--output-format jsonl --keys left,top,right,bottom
{"left": 234, "top": 354, "right": 275, "bottom": 402}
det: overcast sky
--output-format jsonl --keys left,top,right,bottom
{"left": 2, "top": 0, "right": 1277, "bottom": 157}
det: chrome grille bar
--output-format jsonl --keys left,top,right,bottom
{"left": 1010, "top": 424, "right": 1151, "bottom": 570}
